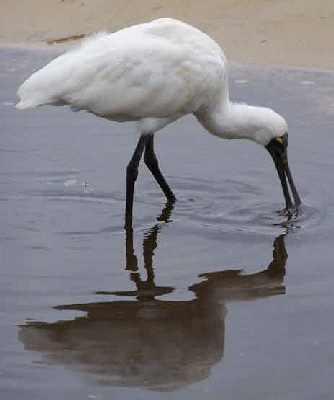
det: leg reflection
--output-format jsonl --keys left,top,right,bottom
{"left": 123, "top": 201, "right": 175, "bottom": 300}
{"left": 18, "top": 204, "right": 289, "bottom": 391}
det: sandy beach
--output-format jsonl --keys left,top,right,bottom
{"left": 1, "top": 0, "right": 334, "bottom": 69}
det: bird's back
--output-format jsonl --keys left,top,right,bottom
{"left": 16, "top": 19, "right": 227, "bottom": 120}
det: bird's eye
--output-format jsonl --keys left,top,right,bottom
{"left": 275, "top": 134, "right": 288, "bottom": 149}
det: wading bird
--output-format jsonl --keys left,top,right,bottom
{"left": 16, "top": 18, "right": 301, "bottom": 227}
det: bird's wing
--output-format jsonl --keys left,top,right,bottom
{"left": 17, "top": 20, "right": 225, "bottom": 118}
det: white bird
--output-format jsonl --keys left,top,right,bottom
{"left": 16, "top": 18, "right": 301, "bottom": 227}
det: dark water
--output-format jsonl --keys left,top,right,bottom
{"left": 1, "top": 49, "right": 334, "bottom": 399}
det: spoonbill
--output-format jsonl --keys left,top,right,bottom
{"left": 16, "top": 18, "right": 301, "bottom": 227}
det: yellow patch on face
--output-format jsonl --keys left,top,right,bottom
{"left": 276, "top": 136, "right": 284, "bottom": 144}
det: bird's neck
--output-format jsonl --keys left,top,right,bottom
{"left": 197, "top": 102, "right": 265, "bottom": 142}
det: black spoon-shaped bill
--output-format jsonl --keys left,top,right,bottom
{"left": 266, "top": 133, "right": 301, "bottom": 212}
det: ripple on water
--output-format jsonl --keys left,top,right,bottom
{"left": 150, "top": 176, "right": 326, "bottom": 237}
{"left": 26, "top": 172, "right": 325, "bottom": 237}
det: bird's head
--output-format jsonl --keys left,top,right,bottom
{"left": 199, "top": 103, "right": 302, "bottom": 212}
{"left": 239, "top": 106, "right": 301, "bottom": 212}
{"left": 249, "top": 107, "right": 288, "bottom": 146}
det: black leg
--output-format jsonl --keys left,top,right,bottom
{"left": 125, "top": 227, "right": 138, "bottom": 271}
{"left": 144, "top": 134, "right": 176, "bottom": 202}
{"left": 125, "top": 135, "right": 146, "bottom": 228}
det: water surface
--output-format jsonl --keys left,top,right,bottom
{"left": 1, "top": 49, "right": 334, "bottom": 399}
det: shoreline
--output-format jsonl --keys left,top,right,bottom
{"left": 1, "top": 0, "right": 334, "bottom": 71}
{"left": 3, "top": 42, "right": 334, "bottom": 76}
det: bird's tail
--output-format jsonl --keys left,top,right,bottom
{"left": 16, "top": 63, "right": 60, "bottom": 110}
{"left": 16, "top": 98, "right": 42, "bottom": 110}
{"left": 16, "top": 77, "right": 49, "bottom": 110}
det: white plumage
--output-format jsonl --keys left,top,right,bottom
{"left": 16, "top": 18, "right": 300, "bottom": 226}
{"left": 16, "top": 18, "right": 286, "bottom": 144}
{"left": 17, "top": 20, "right": 222, "bottom": 120}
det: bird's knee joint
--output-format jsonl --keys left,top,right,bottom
{"left": 126, "top": 164, "right": 139, "bottom": 181}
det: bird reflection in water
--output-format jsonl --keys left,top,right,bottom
{"left": 19, "top": 203, "right": 288, "bottom": 391}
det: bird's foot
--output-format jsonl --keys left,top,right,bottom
{"left": 277, "top": 205, "right": 300, "bottom": 219}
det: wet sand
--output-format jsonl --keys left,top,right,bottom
{"left": 1, "top": 48, "right": 334, "bottom": 399}
{"left": 1, "top": 0, "right": 334, "bottom": 69}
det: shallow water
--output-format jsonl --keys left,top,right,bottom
{"left": 1, "top": 49, "right": 334, "bottom": 399}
